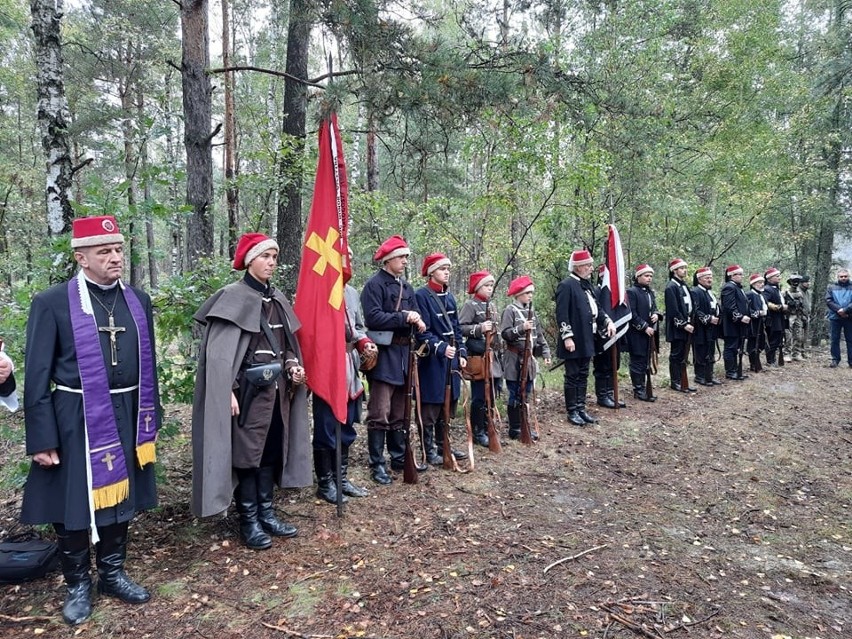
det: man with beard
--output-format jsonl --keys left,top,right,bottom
{"left": 720, "top": 265, "right": 752, "bottom": 380}
{"left": 555, "top": 250, "right": 616, "bottom": 426}
{"left": 690, "top": 266, "right": 722, "bottom": 386}
{"left": 762, "top": 267, "right": 787, "bottom": 367}
{"left": 746, "top": 273, "right": 768, "bottom": 373}
{"left": 825, "top": 268, "right": 852, "bottom": 368}
{"left": 22, "top": 216, "right": 160, "bottom": 625}
{"left": 360, "top": 235, "right": 426, "bottom": 482}
{"left": 664, "top": 258, "right": 696, "bottom": 392}
{"left": 192, "top": 233, "right": 310, "bottom": 549}
{"left": 626, "top": 264, "right": 660, "bottom": 402}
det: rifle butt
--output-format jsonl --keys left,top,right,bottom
{"left": 403, "top": 438, "right": 419, "bottom": 484}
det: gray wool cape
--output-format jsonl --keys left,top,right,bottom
{"left": 191, "top": 280, "right": 311, "bottom": 518}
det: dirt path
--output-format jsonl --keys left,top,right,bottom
{"left": 1, "top": 351, "right": 850, "bottom": 638}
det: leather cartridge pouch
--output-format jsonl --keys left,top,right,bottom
{"left": 243, "top": 360, "right": 283, "bottom": 387}
{"left": 462, "top": 355, "right": 486, "bottom": 381}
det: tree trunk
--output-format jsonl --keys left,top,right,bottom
{"left": 366, "top": 110, "right": 379, "bottom": 192}
{"left": 276, "top": 0, "right": 310, "bottom": 297}
{"left": 30, "top": 0, "right": 74, "bottom": 238}
{"left": 121, "top": 40, "right": 143, "bottom": 287}
{"left": 138, "top": 77, "right": 157, "bottom": 288}
{"left": 181, "top": 0, "right": 214, "bottom": 269}
{"left": 222, "top": 0, "right": 239, "bottom": 259}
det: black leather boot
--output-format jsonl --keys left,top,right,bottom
{"left": 564, "top": 386, "right": 585, "bottom": 425}
{"left": 256, "top": 466, "right": 298, "bottom": 537}
{"left": 694, "top": 363, "right": 709, "bottom": 386}
{"left": 387, "top": 429, "right": 407, "bottom": 471}
{"left": 314, "top": 448, "right": 348, "bottom": 505}
{"left": 234, "top": 469, "right": 273, "bottom": 549}
{"left": 596, "top": 383, "right": 616, "bottom": 408}
{"left": 724, "top": 354, "right": 738, "bottom": 379}
{"left": 95, "top": 522, "right": 151, "bottom": 604}
{"left": 507, "top": 405, "right": 522, "bottom": 439}
{"left": 338, "top": 445, "right": 369, "bottom": 498}
{"left": 367, "top": 429, "right": 391, "bottom": 484}
{"left": 610, "top": 389, "right": 627, "bottom": 408}
{"left": 576, "top": 384, "right": 598, "bottom": 424}
{"left": 55, "top": 524, "right": 93, "bottom": 626}
{"left": 631, "top": 372, "right": 655, "bottom": 402}
{"left": 471, "top": 402, "right": 489, "bottom": 447}
{"left": 435, "top": 418, "right": 468, "bottom": 461}
{"left": 423, "top": 424, "right": 443, "bottom": 465}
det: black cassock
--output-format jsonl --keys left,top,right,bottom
{"left": 21, "top": 279, "right": 159, "bottom": 531}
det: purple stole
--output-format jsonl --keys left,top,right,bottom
{"left": 68, "top": 273, "right": 158, "bottom": 511}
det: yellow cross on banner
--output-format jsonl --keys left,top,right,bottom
{"left": 306, "top": 227, "right": 344, "bottom": 309}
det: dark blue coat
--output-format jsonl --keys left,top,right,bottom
{"left": 746, "top": 289, "right": 767, "bottom": 339}
{"left": 664, "top": 277, "right": 693, "bottom": 342}
{"left": 762, "top": 284, "right": 786, "bottom": 332}
{"left": 690, "top": 285, "right": 719, "bottom": 345}
{"left": 626, "top": 284, "right": 658, "bottom": 356}
{"left": 360, "top": 269, "right": 421, "bottom": 386}
{"left": 555, "top": 274, "right": 608, "bottom": 360}
{"left": 414, "top": 285, "right": 466, "bottom": 404}
{"left": 721, "top": 280, "right": 750, "bottom": 339}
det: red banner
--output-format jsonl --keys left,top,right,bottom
{"left": 294, "top": 114, "right": 350, "bottom": 422}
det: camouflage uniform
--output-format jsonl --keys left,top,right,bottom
{"left": 784, "top": 275, "right": 806, "bottom": 361}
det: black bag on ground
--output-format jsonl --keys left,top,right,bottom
{"left": 0, "top": 532, "right": 60, "bottom": 583}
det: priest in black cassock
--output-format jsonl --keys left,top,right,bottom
{"left": 21, "top": 216, "right": 160, "bottom": 626}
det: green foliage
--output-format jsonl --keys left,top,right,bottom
{"left": 152, "top": 258, "right": 236, "bottom": 404}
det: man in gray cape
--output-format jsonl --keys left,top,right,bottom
{"left": 191, "top": 232, "right": 311, "bottom": 550}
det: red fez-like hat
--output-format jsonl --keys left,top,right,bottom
{"left": 764, "top": 267, "right": 781, "bottom": 280}
{"left": 468, "top": 270, "right": 495, "bottom": 294}
{"left": 421, "top": 252, "right": 451, "bottom": 277}
{"left": 669, "top": 258, "right": 687, "bottom": 271}
{"left": 71, "top": 216, "right": 124, "bottom": 249}
{"left": 696, "top": 266, "right": 713, "bottom": 279}
{"left": 233, "top": 232, "right": 279, "bottom": 270}
{"left": 635, "top": 264, "right": 654, "bottom": 277}
{"left": 569, "top": 249, "right": 594, "bottom": 269}
{"left": 749, "top": 273, "right": 765, "bottom": 286}
{"left": 373, "top": 235, "right": 410, "bottom": 262}
{"left": 507, "top": 275, "right": 534, "bottom": 297}
{"left": 725, "top": 264, "right": 743, "bottom": 277}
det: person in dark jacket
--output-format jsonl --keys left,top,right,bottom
{"left": 626, "top": 264, "right": 660, "bottom": 401}
{"left": 825, "top": 268, "right": 852, "bottom": 367}
{"left": 762, "top": 267, "right": 787, "bottom": 367}
{"left": 415, "top": 253, "right": 468, "bottom": 464}
{"left": 555, "top": 250, "right": 615, "bottom": 426}
{"left": 690, "top": 266, "right": 722, "bottom": 386}
{"left": 360, "top": 235, "right": 425, "bottom": 484}
{"left": 664, "top": 258, "right": 696, "bottom": 392}
{"left": 591, "top": 264, "right": 626, "bottom": 409}
{"left": 720, "top": 265, "right": 752, "bottom": 380}
{"left": 21, "top": 216, "right": 160, "bottom": 625}
{"left": 746, "top": 274, "right": 768, "bottom": 372}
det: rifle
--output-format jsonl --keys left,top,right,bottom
{"left": 483, "top": 303, "right": 502, "bottom": 454}
{"left": 403, "top": 329, "right": 420, "bottom": 484}
{"left": 442, "top": 336, "right": 462, "bottom": 471}
{"left": 518, "top": 305, "right": 534, "bottom": 445}
{"left": 736, "top": 332, "right": 745, "bottom": 379}
{"left": 680, "top": 314, "right": 693, "bottom": 391}
{"left": 645, "top": 332, "right": 657, "bottom": 400}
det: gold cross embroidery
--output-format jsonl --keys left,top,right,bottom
{"left": 305, "top": 227, "right": 344, "bottom": 309}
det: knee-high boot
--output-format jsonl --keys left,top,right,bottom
{"left": 257, "top": 466, "right": 298, "bottom": 537}
{"left": 314, "top": 448, "right": 347, "bottom": 505}
{"left": 471, "top": 401, "right": 489, "bottom": 447}
{"left": 338, "top": 445, "right": 369, "bottom": 497}
{"left": 234, "top": 469, "right": 272, "bottom": 550}
{"left": 54, "top": 524, "right": 92, "bottom": 625}
{"left": 95, "top": 522, "right": 150, "bottom": 604}
{"left": 387, "top": 429, "right": 407, "bottom": 471}
{"left": 631, "top": 371, "right": 655, "bottom": 402}
{"left": 565, "top": 386, "right": 585, "bottom": 425}
{"left": 367, "top": 429, "right": 391, "bottom": 484}
{"left": 577, "top": 383, "right": 597, "bottom": 424}
{"left": 507, "top": 404, "right": 522, "bottom": 439}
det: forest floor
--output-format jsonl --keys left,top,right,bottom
{"left": 0, "top": 347, "right": 851, "bottom": 639}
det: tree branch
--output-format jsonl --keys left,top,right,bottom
{"left": 208, "top": 65, "right": 327, "bottom": 89}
